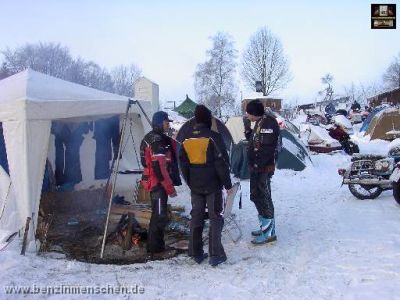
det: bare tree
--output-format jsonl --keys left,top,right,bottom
{"left": 320, "top": 73, "right": 334, "bottom": 101}
{"left": 0, "top": 42, "right": 142, "bottom": 95}
{"left": 343, "top": 82, "right": 360, "bottom": 103}
{"left": 241, "top": 27, "right": 291, "bottom": 96}
{"left": 343, "top": 82, "right": 385, "bottom": 107}
{"left": 111, "top": 64, "right": 142, "bottom": 97}
{"left": 2, "top": 42, "right": 73, "bottom": 79}
{"left": 0, "top": 62, "right": 9, "bottom": 80}
{"left": 80, "top": 61, "right": 114, "bottom": 92}
{"left": 383, "top": 52, "right": 400, "bottom": 89}
{"left": 194, "top": 32, "right": 238, "bottom": 117}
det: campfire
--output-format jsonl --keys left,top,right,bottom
{"left": 36, "top": 187, "right": 190, "bottom": 264}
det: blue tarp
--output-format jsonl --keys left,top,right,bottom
{"left": 0, "top": 124, "right": 8, "bottom": 174}
{"left": 93, "top": 116, "right": 120, "bottom": 179}
{"left": 359, "top": 106, "right": 386, "bottom": 132}
{"left": 52, "top": 122, "right": 91, "bottom": 185}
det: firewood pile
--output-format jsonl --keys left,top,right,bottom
{"left": 37, "top": 188, "right": 190, "bottom": 264}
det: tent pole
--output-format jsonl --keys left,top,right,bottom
{"left": 100, "top": 99, "right": 133, "bottom": 259}
{"left": 130, "top": 99, "right": 152, "bottom": 126}
{"left": 20, "top": 217, "right": 31, "bottom": 255}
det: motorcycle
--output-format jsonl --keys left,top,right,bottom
{"left": 326, "top": 115, "right": 359, "bottom": 155}
{"left": 306, "top": 114, "right": 359, "bottom": 155}
{"left": 338, "top": 144, "right": 400, "bottom": 200}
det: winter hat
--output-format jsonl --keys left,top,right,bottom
{"left": 194, "top": 105, "right": 212, "bottom": 129}
{"left": 246, "top": 100, "right": 265, "bottom": 117}
{"left": 152, "top": 111, "right": 172, "bottom": 128}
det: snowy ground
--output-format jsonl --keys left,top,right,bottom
{"left": 1, "top": 140, "right": 399, "bottom": 299}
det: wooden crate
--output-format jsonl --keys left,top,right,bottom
{"left": 137, "top": 184, "right": 151, "bottom": 204}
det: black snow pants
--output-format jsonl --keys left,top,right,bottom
{"left": 147, "top": 185, "right": 169, "bottom": 253}
{"left": 189, "top": 190, "right": 226, "bottom": 258}
{"left": 250, "top": 171, "right": 274, "bottom": 219}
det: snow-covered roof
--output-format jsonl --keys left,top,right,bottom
{"left": 0, "top": 69, "right": 150, "bottom": 121}
{"left": 165, "top": 109, "right": 187, "bottom": 130}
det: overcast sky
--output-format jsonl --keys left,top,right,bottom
{"left": 1, "top": 0, "right": 399, "bottom": 106}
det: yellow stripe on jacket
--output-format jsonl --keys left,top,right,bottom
{"left": 182, "top": 138, "right": 210, "bottom": 164}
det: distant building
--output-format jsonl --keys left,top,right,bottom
{"left": 134, "top": 77, "right": 160, "bottom": 114}
{"left": 174, "top": 94, "right": 197, "bottom": 119}
{"left": 297, "top": 96, "right": 350, "bottom": 112}
{"left": 242, "top": 97, "right": 282, "bottom": 113}
{"left": 368, "top": 88, "right": 400, "bottom": 107}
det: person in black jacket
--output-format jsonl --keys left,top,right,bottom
{"left": 244, "top": 100, "right": 280, "bottom": 245}
{"left": 179, "top": 105, "right": 233, "bottom": 266}
{"left": 140, "top": 111, "right": 181, "bottom": 255}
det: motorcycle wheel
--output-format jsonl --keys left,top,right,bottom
{"left": 348, "top": 184, "right": 383, "bottom": 200}
{"left": 343, "top": 141, "right": 360, "bottom": 155}
{"left": 393, "top": 182, "right": 400, "bottom": 205}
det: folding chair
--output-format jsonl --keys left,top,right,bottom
{"left": 222, "top": 182, "right": 242, "bottom": 243}
{"left": 201, "top": 182, "right": 242, "bottom": 245}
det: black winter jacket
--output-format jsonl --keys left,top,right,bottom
{"left": 179, "top": 123, "right": 232, "bottom": 194}
{"left": 246, "top": 113, "right": 280, "bottom": 172}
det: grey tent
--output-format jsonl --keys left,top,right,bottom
{"left": 276, "top": 129, "right": 311, "bottom": 171}
{"left": 231, "top": 141, "right": 250, "bottom": 179}
{"left": 226, "top": 116, "right": 312, "bottom": 179}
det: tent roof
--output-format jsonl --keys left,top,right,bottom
{"left": 0, "top": 69, "right": 149, "bottom": 121}
{"left": 174, "top": 95, "right": 197, "bottom": 118}
{"left": 365, "top": 107, "right": 400, "bottom": 140}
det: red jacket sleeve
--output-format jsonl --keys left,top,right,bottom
{"left": 152, "top": 154, "right": 176, "bottom": 195}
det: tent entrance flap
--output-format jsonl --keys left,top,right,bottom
{"left": 2, "top": 120, "right": 51, "bottom": 242}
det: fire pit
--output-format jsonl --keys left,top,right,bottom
{"left": 37, "top": 188, "right": 189, "bottom": 264}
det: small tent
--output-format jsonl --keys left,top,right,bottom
{"left": 174, "top": 95, "right": 197, "bottom": 119}
{"left": 226, "top": 116, "right": 312, "bottom": 179}
{"left": 359, "top": 105, "right": 388, "bottom": 132}
{"left": 0, "top": 69, "right": 151, "bottom": 243}
{"left": 230, "top": 141, "right": 250, "bottom": 179}
{"left": 364, "top": 108, "right": 400, "bottom": 140}
{"left": 276, "top": 129, "right": 311, "bottom": 171}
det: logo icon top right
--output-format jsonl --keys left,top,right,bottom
{"left": 371, "top": 4, "right": 396, "bottom": 29}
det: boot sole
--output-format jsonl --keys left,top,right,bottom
{"left": 251, "top": 231, "right": 262, "bottom": 237}
{"left": 209, "top": 258, "right": 227, "bottom": 267}
{"left": 251, "top": 236, "right": 277, "bottom": 245}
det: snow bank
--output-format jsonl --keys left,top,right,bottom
{"left": 0, "top": 143, "right": 399, "bottom": 299}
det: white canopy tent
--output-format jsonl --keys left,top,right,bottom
{"left": 0, "top": 69, "right": 151, "bottom": 244}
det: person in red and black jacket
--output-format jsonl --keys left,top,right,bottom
{"left": 140, "top": 111, "right": 181, "bottom": 255}
{"left": 179, "top": 105, "right": 233, "bottom": 267}
{"left": 244, "top": 100, "right": 280, "bottom": 245}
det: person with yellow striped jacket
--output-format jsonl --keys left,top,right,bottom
{"left": 179, "top": 105, "right": 233, "bottom": 267}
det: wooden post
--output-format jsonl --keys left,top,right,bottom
{"left": 20, "top": 217, "right": 31, "bottom": 255}
{"left": 122, "top": 213, "right": 134, "bottom": 250}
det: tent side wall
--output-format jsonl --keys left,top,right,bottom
{"left": 366, "top": 111, "right": 400, "bottom": 140}
{"left": 2, "top": 120, "right": 51, "bottom": 240}
{"left": 0, "top": 70, "right": 153, "bottom": 243}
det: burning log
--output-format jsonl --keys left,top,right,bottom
{"left": 122, "top": 213, "right": 134, "bottom": 250}
{"left": 110, "top": 204, "right": 152, "bottom": 229}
